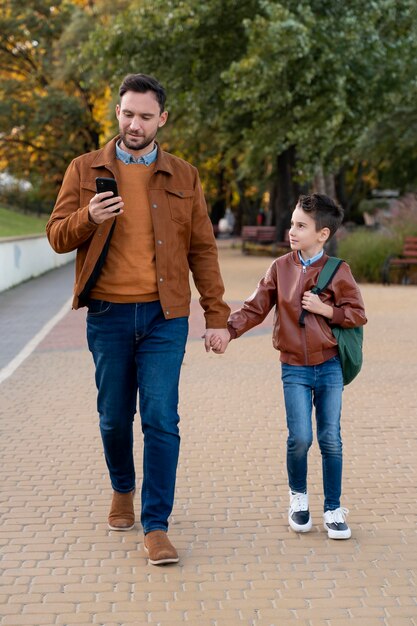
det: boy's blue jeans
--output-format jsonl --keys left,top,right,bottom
{"left": 86, "top": 299, "right": 188, "bottom": 534}
{"left": 281, "top": 356, "right": 344, "bottom": 512}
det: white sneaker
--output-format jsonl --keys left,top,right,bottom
{"left": 288, "top": 490, "right": 312, "bottom": 532}
{"left": 323, "top": 507, "right": 351, "bottom": 539}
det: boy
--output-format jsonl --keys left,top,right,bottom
{"left": 215, "top": 194, "right": 367, "bottom": 539}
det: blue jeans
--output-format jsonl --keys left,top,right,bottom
{"left": 86, "top": 300, "right": 188, "bottom": 534}
{"left": 281, "top": 356, "right": 344, "bottom": 512}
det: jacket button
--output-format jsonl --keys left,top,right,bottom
{"left": 152, "top": 203, "right": 157, "bottom": 208}
{"left": 166, "top": 310, "right": 170, "bottom": 315}
{"left": 157, "top": 240, "right": 163, "bottom": 245}
{"left": 159, "top": 277, "right": 164, "bottom": 282}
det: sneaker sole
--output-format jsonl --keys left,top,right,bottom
{"left": 324, "top": 523, "right": 351, "bottom": 539}
{"left": 289, "top": 515, "right": 313, "bottom": 533}
{"left": 108, "top": 522, "right": 135, "bottom": 531}
{"left": 144, "top": 546, "right": 179, "bottom": 565}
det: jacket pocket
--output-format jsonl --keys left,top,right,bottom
{"left": 166, "top": 189, "right": 194, "bottom": 224}
{"left": 80, "top": 180, "right": 98, "bottom": 207}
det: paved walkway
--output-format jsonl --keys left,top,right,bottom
{"left": 1, "top": 247, "right": 416, "bottom": 626}
{"left": 0, "top": 262, "right": 74, "bottom": 372}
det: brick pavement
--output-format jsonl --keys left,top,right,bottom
{"left": 1, "top": 246, "right": 416, "bottom": 626}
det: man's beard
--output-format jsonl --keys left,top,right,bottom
{"left": 120, "top": 131, "right": 156, "bottom": 152}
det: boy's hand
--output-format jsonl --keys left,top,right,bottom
{"left": 202, "top": 329, "right": 230, "bottom": 354}
{"left": 302, "top": 291, "right": 333, "bottom": 320}
{"left": 209, "top": 334, "right": 223, "bottom": 352}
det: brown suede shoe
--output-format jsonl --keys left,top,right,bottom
{"left": 108, "top": 489, "right": 135, "bottom": 531}
{"left": 144, "top": 530, "right": 179, "bottom": 565}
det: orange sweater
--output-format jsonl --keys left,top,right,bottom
{"left": 90, "top": 160, "right": 158, "bottom": 302}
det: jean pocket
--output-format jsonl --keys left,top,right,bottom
{"left": 87, "top": 299, "right": 112, "bottom": 316}
{"left": 327, "top": 355, "right": 341, "bottom": 363}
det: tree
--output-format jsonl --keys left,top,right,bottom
{"left": 81, "top": 0, "right": 264, "bottom": 222}
{"left": 222, "top": 0, "right": 417, "bottom": 234}
{"left": 352, "top": 2, "right": 417, "bottom": 194}
{"left": 0, "top": 0, "right": 103, "bottom": 209}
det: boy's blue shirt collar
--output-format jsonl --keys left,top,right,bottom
{"left": 116, "top": 140, "right": 158, "bottom": 165}
{"left": 298, "top": 250, "right": 324, "bottom": 266}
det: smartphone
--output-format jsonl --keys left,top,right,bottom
{"left": 95, "top": 177, "right": 120, "bottom": 213}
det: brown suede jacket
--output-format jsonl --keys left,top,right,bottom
{"left": 228, "top": 251, "right": 367, "bottom": 366}
{"left": 46, "top": 137, "right": 230, "bottom": 328}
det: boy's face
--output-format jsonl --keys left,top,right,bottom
{"left": 289, "top": 205, "right": 330, "bottom": 259}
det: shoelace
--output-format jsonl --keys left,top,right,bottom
{"left": 325, "top": 507, "right": 349, "bottom": 524}
{"left": 290, "top": 491, "right": 308, "bottom": 512}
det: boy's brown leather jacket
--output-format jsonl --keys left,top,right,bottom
{"left": 46, "top": 137, "right": 230, "bottom": 328}
{"left": 228, "top": 251, "right": 367, "bottom": 366}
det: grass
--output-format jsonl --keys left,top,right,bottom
{"left": 338, "top": 227, "right": 404, "bottom": 283}
{"left": 0, "top": 206, "right": 49, "bottom": 238}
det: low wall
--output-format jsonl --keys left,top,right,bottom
{"left": 0, "top": 234, "right": 76, "bottom": 293}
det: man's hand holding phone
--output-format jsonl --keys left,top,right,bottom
{"left": 89, "top": 177, "right": 124, "bottom": 224}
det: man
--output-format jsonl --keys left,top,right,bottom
{"left": 46, "top": 73, "right": 230, "bottom": 565}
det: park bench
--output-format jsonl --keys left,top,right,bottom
{"left": 382, "top": 236, "right": 417, "bottom": 284}
{"left": 241, "top": 226, "right": 290, "bottom": 253}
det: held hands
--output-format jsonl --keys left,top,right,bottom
{"left": 88, "top": 192, "right": 124, "bottom": 224}
{"left": 302, "top": 291, "right": 333, "bottom": 320}
{"left": 202, "top": 328, "right": 231, "bottom": 354}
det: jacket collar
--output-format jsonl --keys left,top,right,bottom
{"left": 291, "top": 250, "right": 329, "bottom": 267}
{"left": 91, "top": 136, "right": 174, "bottom": 176}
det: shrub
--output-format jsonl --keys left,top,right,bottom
{"left": 338, "top": 193, "right": 417, "bottom": 283}
{"left": 0, "top": 175, "right": 53, "bottom": 215}
{"left": 338, "top": 228, "right": 403, "bottom": 283}
{"left": 357, "top": 198, "right": 390, "bottom": 215}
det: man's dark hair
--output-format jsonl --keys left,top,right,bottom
{"left": 297, "top": 193, "right": 344, "bottom": 239}
{"left": 119, "top": 73, "right": 166, "bottom": 113}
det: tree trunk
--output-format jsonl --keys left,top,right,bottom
{"left": 313, "top": 166, "right": 326, "bottom": 194}
{"left": 335, "top": 167, "right": 347, "bottom": 210}
{"left": 324, "top": 173, "right": 336, "bottom": 199}
{"left": 269, "top": 146, "right": 302, "bottom": 241}
{"left": 313, "top": 165, "right": 336, "bottom": 199}
{"left": 232, "top": 158, "right": 248, "bottom": 235}
{"left": 210, "top": 163, "right": 227, "bottom": 225}
{"left": 346, "top": 161, "right": 365, "bottom": 218}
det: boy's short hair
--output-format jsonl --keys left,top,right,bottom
{"left": 119, "top": 73, "right": 166, "bottom": 113}
{"left": 297, "top": 194, "right": 344, "bottom": 239}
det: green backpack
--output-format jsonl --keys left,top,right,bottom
{"left": 301, "top": 257, "right": 364, "bottom": 386}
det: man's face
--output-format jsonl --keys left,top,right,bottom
{"left": 116, "top": 90, "right": 168, "bottom": 155}
{"left": 289, "top": 204, "right": 329, "bottom": 259}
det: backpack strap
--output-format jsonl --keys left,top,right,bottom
{"left": 299, "top": 257, "right": 344, "bottom": 327}
{"left": 313, "top": 257, "right": 343, "bottom": 294}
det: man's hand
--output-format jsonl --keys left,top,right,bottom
{"left": 89, "top": 191, "right": 124, "bottom": 224}
{"left": 302, "top": 291, "right": 333, "bottom": 320}
{"left": 202, "top": 328, "right": 230, "bottom": 354}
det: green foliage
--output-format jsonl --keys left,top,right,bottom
{"left": 1, "top": 0, "right": 417, "bottom": 220}
{"left": 357, "top": 199, "right": 390, "bottom": 215}
{"left": 338, "top": 228, "right": 403, "bottom": 283}
{"left": 75, "top": 0, "right": 268, "bottom": 221}
{"left": 0, "top": 178, "right": 44, "bottom": 214}
{"left": 0, "top": 206, "right": 48, "bottom": 238}
{"left": 0, "top": 0, "right": 102, "bottom": 210}
{"left": 339, "top": 193, "right": 417, "bottom": 282}
{"left": 82, "top": 0, "right": 263, "bottom": 194}
{"left": 354, "top": 2, "right": 417, "bottom": 190}
{"left": 222, "top": 0, "right": 417, "bottom": 184}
